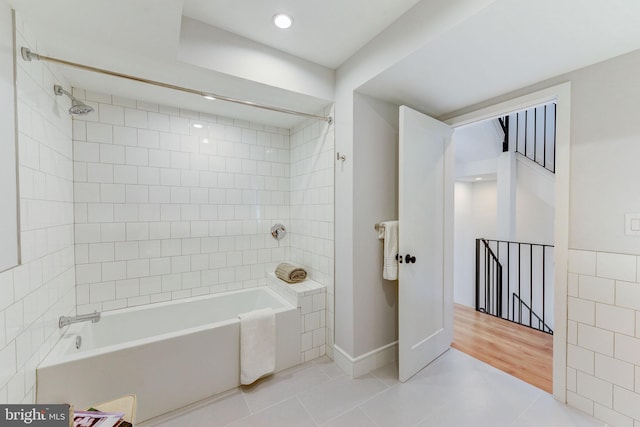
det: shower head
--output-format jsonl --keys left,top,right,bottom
{"left": 70, "top": 98, "right": 95, "bottom": 115}
{"left": 53, "top": 84, "right": 94, "bottom": 115}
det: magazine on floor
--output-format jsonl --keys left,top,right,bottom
{"left": 73, "top": 409, "right": 128, "bottom": 427}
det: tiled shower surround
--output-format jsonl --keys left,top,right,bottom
{"left": 0, "top": 16, "right": 77, "bottom": 404}
{"left": 71, "top": 90, "right": 334, "bottom": 355}
{"left": 289, "top": 115, "right": 335, "bottom": 357}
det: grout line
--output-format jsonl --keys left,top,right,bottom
{"left": 238, "top": 359, "right": 332, "bottom": 416}
{"left": 227, "top": 388, "right": 253, "bottom": 427}
{"left": 310, "top": 374, "right": 393, "bottom": 426}
{"left": 359, "top": 406, "right": 383, "bottom": 427}
{"left": 506, "top": 392, "right": 541, "bottom": 427}
{"left": 137, "top": 388, "right": 243, "bottom": 426}
{"left": 295, "top": 396, "right": 321, "bottom": 426}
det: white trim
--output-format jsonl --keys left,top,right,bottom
{"left": 332, "top": 345, "right": 354, "bottom": 377}
{"left": 333, "top": 342, "right": 398, "bottom": 378}
{"left": 446, "top": 82, "right": 571, "bottom": 403}
{"left": 446, "top": 84, "right": 565, "bottom": 128}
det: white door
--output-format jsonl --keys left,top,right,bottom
{"left": 398, "top": 105, "right": 454, "bottom": 382}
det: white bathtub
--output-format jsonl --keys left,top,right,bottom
{"left": 36, "top": 287, "right": 300, "bottom": 423}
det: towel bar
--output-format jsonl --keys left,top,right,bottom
{"left": 374, "top": 223, "right": 384, "bottom": 231}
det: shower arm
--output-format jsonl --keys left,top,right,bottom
{"left": 21, "top": 47, "right": 333, "bottom": 125}
{"left": 53, "top": 84, "right": 73, "bottom": 99}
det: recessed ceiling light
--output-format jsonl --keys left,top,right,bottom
{"left": 193, "top": 123, "right": 203, "bottom": 129}
{"left": 475, "top": 177, "right": 483, "bottom": 181}
{"left": 273, "top": 13, "right": 293, "bottom": 29}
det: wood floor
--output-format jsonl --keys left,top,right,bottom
{"left": 452, "top": 303, "right": 553, "bottom": 393}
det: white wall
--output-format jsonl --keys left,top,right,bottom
{"left": 334, "top": 0, "right": 496, "bottom": 361}
{"left": 350, "top": 93, "right": 399, "bottom": 357}
{"left": 71, "top": 90, "right": 292, "bottom": 314}
{"left": 569, "top": 51, "right": 640, "bottom": 255}
{"left": 454, "top": 180, "right": 499, "bottom": 307}
{"left": 335, "top": 93, "right": 399, "bottom": 359}
{"left": 561, "top": 50, "right": 640, "bottom": 425}
{"left": 454, "top": 182, "right": 474, "bottom": 307}
{"left": 471, "top": 181, "right": 498, "bottom": 238}
{"left": 0, "top": 9, "right": 76, "bottom": 403}
{"left": 515, "top": 161, "right": 554, "bottom": 244}
{"left": 454, "top": 119, "right": 502, "bottom": 168}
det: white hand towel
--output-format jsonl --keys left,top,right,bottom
{"left": 378, "top": 220, "right": 399, "bottom": 280}
{"left": 239, "top": 307, "right": 276, "bottom": 385}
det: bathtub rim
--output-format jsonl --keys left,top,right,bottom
{"left": 39, "top": 286, "right": 296, "bottom": 368}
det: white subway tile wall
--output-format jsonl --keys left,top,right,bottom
{"left": 267, "top": 273, "right": 326, "bottom": 362}
{"left": 289, "top": 113, "right": 335, "bottom": 358}
{"left": 567, "top": 249, "right": 640, "bottom": 426}
{"left": 0, "top": 16, "right": 77, "bottom": 403}
{"left": 72, "top": 92, "right": 298, "bottom": 314}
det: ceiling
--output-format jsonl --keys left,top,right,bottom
{"left": 358, "top": 0, "right": 640, "bottom": 118}
{"left": 182, "top": 0, "right": 423, "bottom": 69}
{"left": 8, "top": 0, "right": 640, "bottom": 128}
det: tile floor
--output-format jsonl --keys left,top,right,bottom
{"left": 139, "top": 349, "right": 605, "bottom": 427}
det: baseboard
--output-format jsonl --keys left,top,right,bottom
{"left": 333, "top": 341, "right": 398, "bottom": 378}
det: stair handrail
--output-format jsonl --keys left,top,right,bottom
{"left": 476, "top": 238, "right": 503, "bottom": 317}
{"left": 511, "top": 292, "right": 554, "bottom": 334}
{"left": 475, "top": 238, "right": 554, "bottom": 335}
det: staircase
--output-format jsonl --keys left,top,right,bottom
{"left": 499, "top": 102, "right": 556, "bottom": 173}
{"left": 476, "top": 238, "right": 554, "bottom": 334}
{"left": 472, "top": 103, "right": 557, "bottom": 334}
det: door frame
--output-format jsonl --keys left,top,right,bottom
{"left": 444, "top": 82, "right": 571, "bottom": 402}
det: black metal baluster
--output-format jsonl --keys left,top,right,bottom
{"left": 542, "top": 246, "right": 546, "bottom": 332}
{"left": 529, "top": 245, "right": 533, "bottom": 328}
{"left": 518, "top": 243, "right": 522, "bottom": 324}
{"left": 543, "top": 105, "right": 547, "bottom": 170}
{"left": 507, "top": 241, "right": 511, "bottom": 321}
{"left": 553, "top": 103, "right": 557, "bottom": 173}
{"left": 533, "top": 108, "right": 538, "bottom": 163}
{"left": 524, "top": 111, "right": 528, "bottom": 158}
{"left": 475, "top": 239, "right": 480, "bottom": 311}
{"left": 496, "top": 242, "right": 501, "bottom": 317}
{"left": 485, "top": 244, "right": 489, "bottom": 312}
{"left": 516, "top": 112, "right": 520, "bottom": 154}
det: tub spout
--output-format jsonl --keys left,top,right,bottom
{"left": 59, "top": 311, "right": 101, "bottom": 328}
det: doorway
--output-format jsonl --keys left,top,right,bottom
{"left": 450, "top": 105, "right": 556, "bottom": 392}
{"left": 445, "top": 82, "right": 571, "bottom": 401}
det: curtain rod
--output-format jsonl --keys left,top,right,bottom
{"left": 20, "top": 47, "right": 333, "bottom": 124}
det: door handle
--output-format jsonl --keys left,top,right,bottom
{"left": 405, "top": 254, "right": 416, "bottom": 264}
{"left": 397, "top": 254, "right": 416, "bottom": 264}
